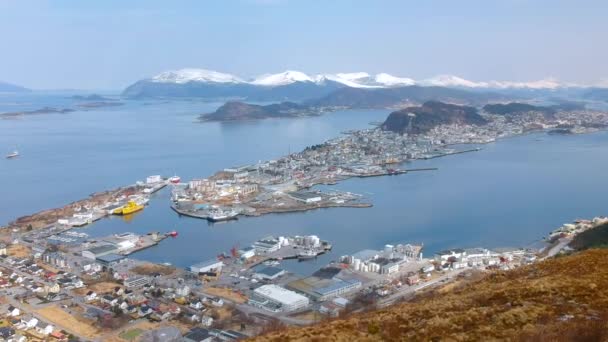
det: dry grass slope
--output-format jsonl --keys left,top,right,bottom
{"left": 253, "top": 249, "right": 608, "bottom": 342}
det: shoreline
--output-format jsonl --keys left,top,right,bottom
{"left": 4, "top": 123, "right": 608, "bottom": 231}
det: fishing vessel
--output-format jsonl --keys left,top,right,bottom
{"left": 207, "top": 209, "right": 239, "bottom": 222}
{"left": 5, "top": 150, "right": 19, "bottom": 159}
{"left": 297, "top": 249, "right": 318, "bottom": 260}
{"left": 112, "top": 201, "right": 144, "bottom": 215}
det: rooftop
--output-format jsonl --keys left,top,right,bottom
{"left": 85, "top": 244, "right": 117, "bottom": 255}
{"left": 255, "top": 266, "right": 284, "bottom": 277}
{"left": 254, "top": 284, "right": 308, "bottom": 305}
{"left": 190, "top": 259, "right": 223, "bottom": 269}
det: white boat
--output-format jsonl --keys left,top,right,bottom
{"left": 297, "top": 249, "right": 318, "bottom": 260}
{"left": 169, "top": 175, "right": 181, "bottom": 184}
{"left": 5, "top": 150, "right": 19, "bottom": 159}
{"left": 207, "top": 209, "right": 239, "bottom": 222}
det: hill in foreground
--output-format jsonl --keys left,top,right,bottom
{"left": 254, "top": 249, "right": 608, "bottom": 341}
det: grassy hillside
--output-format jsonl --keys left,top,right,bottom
{"left": 254, "top": 249, "right": 608, "bottom": 341}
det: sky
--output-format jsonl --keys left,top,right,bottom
{"left": 0, "top": 0, "right": 607, "bottom": 90}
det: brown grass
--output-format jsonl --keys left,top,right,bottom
{"left": 7, "top": 244, "right": 31, "bottom": 258}
{"left": 80, "top": 281, "right": 123, "bottom": 294}
{"left": 254, "top": 249, "right": 608, "bottom": 341}
{"left": 130, "top": 263, "right": 175, "bottom": 276}
{"left": 35, "top": 305, "right": 101, "bottom": 339}
{"left": 204, "top": 287, "right": 247, "bottom": 304}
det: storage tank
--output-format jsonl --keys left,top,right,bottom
{"left": 384, "top": 244, "right": 394, "bottom": 254}
{"left": 353, "top": 258, "right": 361, "bottom": 271}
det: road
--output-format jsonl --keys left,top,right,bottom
{"left": 543, "top": 237, "right": 572, "bottom": 259}
{"left": 377, "top": 268, "right": 468, "bottom": 308}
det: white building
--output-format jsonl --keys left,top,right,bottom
{"left": 189, "top": 259, "right": 224, "bottom": 274}
{"left": 250, "top": 285, "right": 309, "bottom": 312}
{"left": 146, "top": 175, "right": 162, "bottom": 184}
{"left": 253, "top": 237, "right": 282, "bottom": 254}
{"left": 238, "top": 247, "right": 256, "bottom": 260}
{"left": 434, "top": 249, "right": 466, "bottom": 263}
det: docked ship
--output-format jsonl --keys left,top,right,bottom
{"left": 5, "top": 150, "right": 19, "bottom": 159}
{"left": 207, "top": 209, "right": 239, "bottom": 222}
{"left": 297, "top": 249, "right": 318, "bottom": 260}
{"left": 112, "top": 201, "right": 144, "bottom": 215}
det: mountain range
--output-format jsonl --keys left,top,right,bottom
{"left": 121, "top": 68, "right": 604, "bottom": 102}
{"left": 0, "top": 81, "right": 30, "bottom": 93}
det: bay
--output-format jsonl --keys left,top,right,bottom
{"left": 2, "top": 93, "right": 607, "bottom": 275}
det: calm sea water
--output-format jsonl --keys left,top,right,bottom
{"left": 2, "top": 92, "right": 607, "bottom": 275}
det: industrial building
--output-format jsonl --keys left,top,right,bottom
{"left": 81, "top": 244, "right": 118, "bottom": 260}
{"left": 95, "top": 253, "right": 126, "bottom": 265}
{"left": 287, "top": 191, "right": 322, "bottom": 204}
{"left": 434, "top": 249, "right": 466, "bottom": 263}
{"left": 188, "top": 259, "right": 224, "bottom": 274}
{"left": 342, "top": 243, "right": 422, "bottom": 274}
{"left": 249, "top": 285, "right": 309, "bottom": 312}
{"left": 252, "top": 236, "right": 284, "bottom": 254}
{"left": 287, "top": 267, "right": 362, "bottom": 301}
{"left": 238, "top": 246, "right": 256, "bottom": 260}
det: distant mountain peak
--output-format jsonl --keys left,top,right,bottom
{"left": 151, "top": 68, "right": 245, "bottom": 84}
{"left": 251, "top": 70, "right": 314, "bottom": 86}
{"left": 0, "top": 81, "right": 31, "bottom": 93}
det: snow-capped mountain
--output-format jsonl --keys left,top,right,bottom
{"left": 421, "top": 75, "right": 568, "bottom": 90}
{"left": 142, "top": 68, "right": 574, "bottom": 89}
{"left": 251, "top": 70, "right": 314, "bottom": 86}
{"left": 152, "top": 68, "right": 245, "bottom": 84}
{"left": 122, "top": 68, "right": 589, "bottom": 100}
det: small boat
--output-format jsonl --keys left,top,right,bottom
{"left": 167, "top": 231, "right": 178, "bottom": 237}
{"left": 169, "top": 175, "right": 181, "bottom": 184}
{"left": 5, "top": 150, "right": 19, "bottom": 159}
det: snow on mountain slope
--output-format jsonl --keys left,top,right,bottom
{"left": 152, "top": 68, "right": 245, "bottom": 84}
{"left": 423, "top": 74, "right": 566, "bottom": 89}
{"left": 251, "top": 70, "right": 314, "bottom": 86}
{"left": 375, "top": 73, "right": 416, "bottom": 87}
{"left": 147, "top": 68, "right": 576, "bottom": 89}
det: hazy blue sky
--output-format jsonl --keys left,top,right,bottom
{"left": 1, "top": 0, "right": 606, "bottom": 90}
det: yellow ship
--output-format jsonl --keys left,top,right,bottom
{"left": 112, "top": 201, "right": 144, "bottom": 215}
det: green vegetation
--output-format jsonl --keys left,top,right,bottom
{"left": 570, "top": 222, "right": 608, "bottom": 250}
{"left": 119, "top": 328, "right": 143, "bottom": 341}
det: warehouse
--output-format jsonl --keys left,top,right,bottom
{"left": 249, "top": 285, "right": 309, "bottom": 312}
{"left": 287, "top": 191, "right": 322, "bottom": 204}
{"left": 287, "top": 267, "right": 362, "bottom": 301}
{"left": 188, "top": 259, "right": 224, "bottom": 274}
{"left": 82, "top": 244, "right": 118, "bottom": 260}
{"left": 252, "top": 237, "right": 282, "bottom": 254}
{"left": 254, "top": 267, "right": 285, "bottom": 280}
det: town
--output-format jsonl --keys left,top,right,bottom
{"left": 0, "top": 210, "right": 605, "bottom": 341}
{"left": 1, "top": 107, "right": 608, "bottom": 340}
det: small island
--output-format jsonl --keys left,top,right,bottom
{"left": 0, "top": 106, "right": 75, "bottom": 118}
{"left": 70, "top": 94, "right": 113, "bottom": 101}
{"left": 199, "top": 101, "right": 324, "bottom": 122}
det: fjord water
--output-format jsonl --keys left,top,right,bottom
{"left": 2, "top": 93, "right": 608, "bottom": 275}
